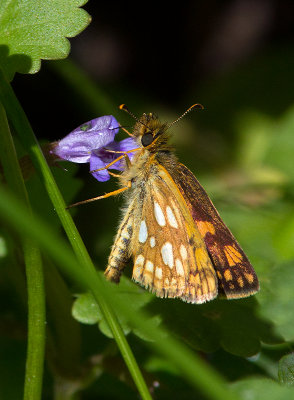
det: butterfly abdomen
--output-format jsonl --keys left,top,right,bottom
{"left": 105, "top": 209, "right": 134, "bottom": 283}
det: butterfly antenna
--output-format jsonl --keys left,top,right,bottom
{"left": 167, "top": 103, "right": 204, "bottom": 129}
{"left": 119, "top": 104, "right": 141, "bottom": 123}
{"left": 119, "top": 104, "right": 150, "bottom": 129}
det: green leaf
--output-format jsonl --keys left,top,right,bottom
{"left": 148, "top": 296, "right": 278, "bottom": 357}
{"left": 231, "top": 377, "right": 294, "bottom": 400}
{"left": 265, "top": 106, "right": 294, "bottom": 180}
{"left": 257, "top": 261, "right": 294, "bottom": 342}
{"left": 279, "top": 353, "right": 294, "bottom": 386}
{"left": 234, "top": 107, "right": 294, "bottom": 261}
{"left": 219, "top": 200, "right": 294, "bottom": 346}
{"left": 0, "top": 0, "right": 91, "bottom": 80}
{"left": 72, "top": 276, "right": 162, "bottom": 341}
{"left": 0, "top": 234, "right": 7, "bottom": 258}
{"left": 235, "top": 111, "right": 274, "bottom": 169}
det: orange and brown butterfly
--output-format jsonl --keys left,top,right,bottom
{"left": 69, "top": 104, "right": 259, "bottom": 304}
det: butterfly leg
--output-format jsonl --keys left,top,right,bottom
{"left": 90, "top": 147, "right": 141, "bottom": 174}
{"left": 108, "top": 171, "right": 122, "bottom": 178}
{"left": 90, "top": 154, "right": 126, "bottom": 173}
{"left": 119, "top": 124, "right": 134, "bottom": 137}
{"left": 67, "top": 186, "right": 130, "bottom": 208}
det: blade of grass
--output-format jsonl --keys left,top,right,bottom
{"left": 44, "top": 258, "right": 82, "bottom": 380}
{"left": 0, "top": 102, "right": 45, "bottom": 400}
{"left": 0, "top": 185, "right": 241, "bottom": 400}
{"left": 0, "top": 69, "right": 152, "bottom": 400}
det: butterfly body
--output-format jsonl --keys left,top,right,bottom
{"left": 104, "top": 112, "right": 259, "bottom": 303}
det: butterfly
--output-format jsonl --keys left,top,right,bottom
{"left": 89, "top": 104, "right": 259, "bottom": 304}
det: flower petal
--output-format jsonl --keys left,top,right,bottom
{"left": 89, "top": 153, "right": 110, "bottom": 182}
{"left": 96, "top": 137, "right": 138, "bottom": 171}
{"left": 117, "top": 137, "right": 138, "bottom": 155}
{"left": 53, "top": 115, "right": 119, "bottom": 163}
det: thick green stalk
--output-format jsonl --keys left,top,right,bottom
{"left": 0, "top": 102, "right": 45, "bottom": 400}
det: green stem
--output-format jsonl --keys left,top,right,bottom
{"left": 0, "top": 102, "right": 45, "bottom": 400}
{"left": 44, "top": 259, "right": 82, "bottom": 378}
{"left": 0, "top": 69, "right": 152, "bottom": 400}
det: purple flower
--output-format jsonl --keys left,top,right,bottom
{"left": 52, "top": 115, "right": 138, "bottom": 181}
{"left": 90, "top": 137, "right": 137, "bottom": 181}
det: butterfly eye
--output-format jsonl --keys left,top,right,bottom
{"left": 141, "top": 132, "right": 154, "bottom": 147}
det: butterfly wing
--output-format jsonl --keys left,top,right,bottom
{"left": 168, "top": 162, "right": 259, "bottom": 299}
{"left": 130, "top": 162, "right": 218, "bottom": 304}
{"left": 105, "top": 159, "right": 258, "bottom": 302}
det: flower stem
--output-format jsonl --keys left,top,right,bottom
{"left": 0, "top": 102, "right": 45, "bottom": 400}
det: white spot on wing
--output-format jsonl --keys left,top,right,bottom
{"left": 175, "top": 258, "right": 185, "bottom": 276}
{"left": 154, "top": 202, "right": 166, "bottom": 226}
{"left": 135, "top": 254, "right": 145, "bottom": 267}
{"left": 166, "top": 206, "right": 178, "bottom": 228}
{"left": 150, "top": 236, "right": 156, "bottom": 248}
{"left": 133, "top": 254, "right": 145, "bottom": 280}
{"left": 180, "top": 244, "right": 187, "bottom": 261}
{"left": 161, "top": 242, "right": 174, "bottom": 268}
{"left": 145, "top": 260, "right": 154, "bottom": 273}
{"left": 139, "top": 220, "right": 148, "bottom": 243}
{"left": 155, "top": 267, "right": 162, "bottom": 279}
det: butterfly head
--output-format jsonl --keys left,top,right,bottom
{"left": 133, "top": 112, "right": 170, "bottom": 152}
{"left": 119, "top": 103, "right": 204, "bottom": 153}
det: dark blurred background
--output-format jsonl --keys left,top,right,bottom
{"left": 10, "top": 0, "right": 294, "bottom": 259}
{"left": 12, "top": 0, "right": 294, "bottom": 140}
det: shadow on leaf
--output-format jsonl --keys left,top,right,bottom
{"left": 0, "top": 45, "right": 32, "bottom": 81}
{"left": 146, "top": 295, "right": 281, "bottom": 357}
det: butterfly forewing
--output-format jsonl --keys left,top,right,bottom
{"left": 169, "top": 162, "right": 259, "bottom": 299}
{"left": 131, "top": 162, "right": 218, "bottom": 304}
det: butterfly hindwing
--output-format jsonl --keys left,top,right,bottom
{"left": 169, "top": 162, "right": 259, "bottom": 299}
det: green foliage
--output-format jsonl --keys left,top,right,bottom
{"left": 72, "top": 276, "right": 162, "bottom": 340}
{"left": 258, "top": 262, "right": 294, "bottom": 342}
{"left": 0, "top": 0, "right": 90, "bottom": 80}
{"left": 148, "top": 297, "right": 279, "bottom": 357}
{"left": 279, "top": 353, "right": 294, "bottom": 386}
{"left": 232, "top": 378, "right": 294, "bottom": 399}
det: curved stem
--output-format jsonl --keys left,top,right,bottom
{"left": 0, "top": 102, "right": 45, "bottom": 400}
